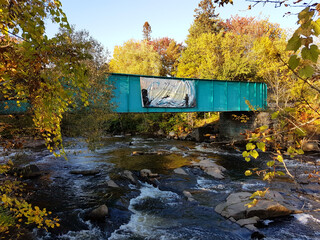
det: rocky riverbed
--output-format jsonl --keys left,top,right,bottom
{"left": 1, "top": 136, "right": 319, "bottom": 239}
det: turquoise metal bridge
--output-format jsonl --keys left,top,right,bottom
{"left": 0, "top": 73, "right": 267, "bottom": 114}
{"left": 109, "top": 73, "right": 267, "bottom": 113}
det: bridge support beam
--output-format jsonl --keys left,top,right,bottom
{"left": 219, "top": 111, "right": 270, "bottom": 140}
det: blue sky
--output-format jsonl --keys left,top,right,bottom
{"left": 45, "top": 0, "right": 299, "bottom": 56}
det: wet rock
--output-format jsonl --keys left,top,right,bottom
{"left": 297, "top": 173, "right": 320, "bottom": 184}
{"left": 247, "top": 200, "right": 293, "bottom": 219}
{"left": 87, "top": 205, "right": 108, "bottom": 221}
{"left": 183, "top": 190, "right": 196, "bottom": 202}
{"left": 121, "top": 170, "right": 138, "bottom": 184}
{"left": 215, "top": 191, "right": 295, "bottom": 230}
{"left": 193, "top": 158, "right": 226, "bottom": 179}
{"left": 226, "top": 192, "right": 252, "bottom": 205}
{"left": 219, "top": 201, "right": 250, "bottom": 220}
{"left": 106, "top": 180, "right": 120, "bottom": 188}
{"left": 69, "top": 170, "right": 100, "bottom": 176}
{"left": 245, "top": 224, "right": 258, "bottom": 232}
{"left": 140, "top": 169, "right": 159, "bottom": 178}
{"left": 11, "top": 164, "right": 42, "bottom": 178}
{"left": 236, "top": 216, "right": 260, "bottom": 227}
{"left": 174, "top": 168, "right": 188, "bottom": 175}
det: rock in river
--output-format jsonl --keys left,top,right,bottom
{"left": 140, "top": 169, "right": 159, "bottom": 178}
{"left": 87, "top": 205, "right": 109, "bottom": 221}
{"left": 215, "top": 191, "right": 296, "bottom": 232}
{"left": 192, "top": 158, "right": 226, "bottom": 179}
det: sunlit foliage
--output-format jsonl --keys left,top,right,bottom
{"left": 109, "top": 40, "right": 162, "bottom": 76}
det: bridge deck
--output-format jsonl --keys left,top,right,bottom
{"left": 109, "top": 73, "right": 267, "bottom": 113}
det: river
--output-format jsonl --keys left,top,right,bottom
{"left": 5, "top": 136, "right": 320, "bottom": 239}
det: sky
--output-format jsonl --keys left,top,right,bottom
{"left": 45, "top": 0, "right": 300, "bottom": 57}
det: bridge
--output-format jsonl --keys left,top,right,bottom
{"left": 0, "top": 73, "right": 267, "bottom": 114}
{"left": 110, "top": 73, "right": 267, "bottom": 113}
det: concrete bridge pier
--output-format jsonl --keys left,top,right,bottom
{"left": 218, "top": 111, "right": 270, "bottom": 141}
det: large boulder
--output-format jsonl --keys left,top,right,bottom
{"left": 87, "top": 205, "right": 109, "bottom": 221}
{"left": 246, "top": 200, "right": 292, "bottom": 219}
{"left": 215, "top": 191, "right": 293, "bottom": 220}
{"left": 215, "top": 191, "right": 295, "bottom": 232}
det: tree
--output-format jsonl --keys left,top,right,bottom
{"left": 188, "top": 0, "right": 223, "bottom": 38}
{"left": 214, "top": 0, "right": 320, "bottom": 208}
{"left": 0, "top": 0, "right": 105, "bottom": 154}
{"left": 149, "top": 37, "right": 183, "bottom": 76}
{"left": 59, "top": 28, "right": 114, "bottom": 150}
{"left": 143, "top": 21, "right": 152, "bottom": 41}
{"left": 176, "top": 31, "right": 256, "bottom": 80}
{"left": 221, "top": 15, "right": 282, "bottom": 39}
{"left": 0, "top": 0, "right": 97, "bottom": 236}
{"left": 109, "top": 39, "right": 161, "bottom": 76}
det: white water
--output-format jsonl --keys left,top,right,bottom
{"left": 109, "top": 183, "right": 181, "bottom": 240}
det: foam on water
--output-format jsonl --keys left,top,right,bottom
{"left": 109, "top": 183, "right": 181, "bottom": 240}
{"left": 241, "top": 182, "right": 266, "bottom": 191}
{"left": 294, "top": 213, "right": 320, "bottom": 225}
{"left": 35, "top": 216, "right": 105, "bottom": 240}
{"left": 195, "top": 176, "right": 227, "bottom": 192}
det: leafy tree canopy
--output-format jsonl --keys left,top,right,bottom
{"left": 149, "top": 37, "right": 183, "bottom": 77}
{"left": 109, "top": 39, "right": 162, "bottom": 76}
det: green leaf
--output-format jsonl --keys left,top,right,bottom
{"left": 257, "top": 142, "right": 266, "bottom": 152}
{"left": 276, "top": 171, "right": 285, "bottom": 176}
{"left": 287, "top": 146, "right": 295, "bottom": 154}
{"left": 301, "top": 45, "right": 319, "bottom": 63}
{"left": 263, "top": 172, "right": 275, "bottom": 181}
{"left": 267, "top": 161, "right": 274, "bottom": 167}
{"left": 246, "top": 143, "right": 256, "bottom": 151}
{"left": 250, "top": 190, "right": 266, "bottom": 199}
{"left": 251, "top": 150, "right": 259, "bottom": 159}
{"left": 299, "top": 65, "right": 314, "bottom": 78}
{"left": 286, "top": 34, "right": 302, "bottom": 52}
{"left": 276, "top": 155, "right": 283, "bottom": 163}
{"left": 297, "top": 149, "right": 304, "bottom": 155}
{"left": 271, "top": 111, "right": 279, "bottom": 120}
{"left": 245, "top": 170, "right": 252, "bottom": 176}
{"left": 313, "top": 19, "right": 320, "bottom": 36}
{"left": 259, "top": 125, "right": 268, "bottom": 132}
{"left": 242, "top": 151, "right": 249, "bottom": 158}
{"left": 288, "top": 55, "right": 300, "bottom": 70}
